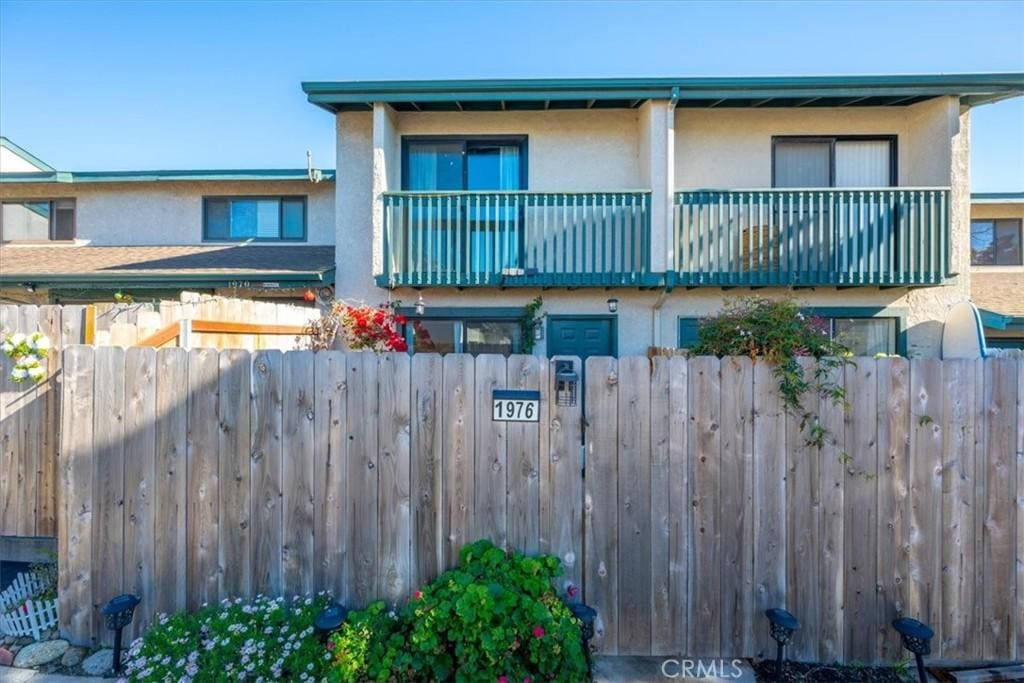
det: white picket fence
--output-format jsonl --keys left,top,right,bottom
{"left": 0, "top": 572, "right": 59, "bottom": 640}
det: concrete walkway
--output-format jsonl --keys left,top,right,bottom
{"left": 0, "top": 669, "right": 104, "bottom": 683}
{"left": 592, "top": 656, "right": 757, "bottom": 682}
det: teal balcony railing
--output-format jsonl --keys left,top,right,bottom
{"left": 380, "top": 191, "right": 653, "bottom": 287}
{"left": 674, "top": 188, "right": 950, "bottom": 287}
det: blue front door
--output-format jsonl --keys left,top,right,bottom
{"left": 547, "top": 317, "right": 616, "bottom": 359}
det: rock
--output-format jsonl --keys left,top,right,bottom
{"left": 82, "top": 648, "right": 114, "bottom": 676}
{"left": 61, "top": 645, "right": 87, "bottom": 667}
{"left": 0, "top": 646, "right": 13, "bottom": 666}
{"left": 14, "top": 636, "right": 34, "bottom": 646}
{"left": 13, "top": 639, "right": 70, "bottom": 668}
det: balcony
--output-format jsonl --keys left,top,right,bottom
{"left": 379, "top": 191, "right": 654, "bottom": 288}
{"left": 674, "top": 188, "right": 951, "bottom": 287}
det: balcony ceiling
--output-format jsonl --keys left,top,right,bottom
{"left": 303, "top": 73, "right": 1024, "bottom": 113}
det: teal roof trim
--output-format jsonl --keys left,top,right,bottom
{"left": 0, "top": 168, "right": 336, "bottom": 184}
{"left": 977, "top": 307, "right": 1024, "bottom": 330}
{"left": 303, "top": 73, "right": 1024, "bottom": 112}
{"left": 0, "top": 137, "right": 55, "bottom": 172}
{"left": 972, "top": 191, "right": 1024, "bottom": 203}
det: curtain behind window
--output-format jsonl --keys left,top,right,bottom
{"left": 774, "top": 141, "right": 830, "bottom": 187}
{"left": 834, "top": 140, "right": 892, "bottom": 187}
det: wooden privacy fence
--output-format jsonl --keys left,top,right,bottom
{"left": 57, "top": 347, "right": 1023, "bottom": 666}
{"left": 0, "top": 299, "right": 318, "bottom": 538}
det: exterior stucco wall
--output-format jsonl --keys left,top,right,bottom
{"left": 674, "top": 97, "right": 958, "bottom": 188}
{"left": 0, "top": 147, "right": 47, "bottom": 173}
{"left": 335, "top": 111, "right": 375, "bottom": 301}
{"left": 0, "top": 179, "right": 335, "bottom": 245}
{"left": 390, "top": 109, "right": 644, "bottom": 190}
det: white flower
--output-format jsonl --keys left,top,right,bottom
{"left": 10, "top": 333, "right": 26, "bottom": 346}
{"left": 11, "top": 368, "right": 28, "bottom": 381}
{"left": 28, "top": 366, "right": 46, "bottom": 379}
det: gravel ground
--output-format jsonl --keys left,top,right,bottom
{"left": 753, "top": 659, "right": 914, "bottom": 682}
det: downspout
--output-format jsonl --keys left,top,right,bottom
{"left": 652, "top": 87, "right": 680, "bottom": 350}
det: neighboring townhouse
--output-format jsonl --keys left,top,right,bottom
{"left": 304, "top": 73, "right": 1024, "bottom": 359}
{"left": 0, "top": 136, "right": 336, "bottom": 304}
{"left": 971, "top": 191, "right": 1024, "bottom": 349}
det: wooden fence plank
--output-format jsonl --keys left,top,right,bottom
{"left": 908, "top": 359, "right": 944, "bottom": 651}
{"left": 0, "top": 305, "right": 21, "bottom": 535}
{"left": 938, "top": 359, "right": 978, "bottom": 658}
{"left": 58, "top": 346, "right": 95, "bottom": 645}
{"left": 667, "top": 356, "right": 690, "bottom": 656}
{"left": 752, "top": 359, "right": 787, "bottom": 659}
{"left": 153, "top": 347, "right": 188, "bottom": 618}
{"left": 186, "top": 348, "right": 220, "bottom": 610}
{"left": 818, "top": 361, "right": 846, "bottom": 663}
{"left": 250, "top": 350, "right": 284, "bottom": 597}
{"left": 876, "top": 357, "right": 910, "bottom": 661}
{"left": 282, "top": 350, "right": 316, "bottom": 596}
{"left": 123, "top": 347, "right": 157, "bottom": 638}
{"left": 218, "top": 349, "right": 252, "bottom": 599}
{"left": 346, "top": 351, "right": 379, "bottom": 604}
{"left": 92, "top": 346, "right": 126, "bottom": 645}
{"left": 314, "top": 350, "right": 347, "bottom": 597}
{"left": 650, "top": 356, "right": 673, "bottom": 654}
{"left": 584, "top": 356, "right": 618, "bottom": 654}
{"left": 547, "top": 356, "right": 584, "bottom": 608}
{"left": 411, "top": 354, "right": 444, "bottom": 587}
{"left": 17, "top": 305, "right": 41, "bottom": 537}
{"left": 507, "top": 354, "right": 542, "bottom": 556}
{"left": 378, "top": 352, "right": 412, "bottom": 606}
{"left": 844, "top": 358, "right": 879, "bottom": 662}
{"left": 981, "top": 357, "right": 1017, "bottom": 660}
{"left": 442, "top": 354, "right": 474, "bottom": 568}
{"left": 474, "top": 354, "right": 507, "bottom": 547}
{"left": 721, "top": 356, "right": 755, "bottom": 658}
{"left": 689, "top": 356, "right": 720, "bottom": 657}
{"left": 37, "top": 304, "right": 62, "bottom": 537}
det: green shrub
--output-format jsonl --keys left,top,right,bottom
{"left": 327, "top": 540, "right": 588, "bottom": 682}
{"left": 121, "top": 594, "right": 333, "bottom": 682}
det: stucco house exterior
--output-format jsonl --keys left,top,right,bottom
{"left": 304, "top": 73, "right": 1024, "bottom": 359}
{"left": 0, "top": 136, "right": 336, "bottom": 304}
{"left": 970, "top": 191, "right": 1024, "bottom": 348}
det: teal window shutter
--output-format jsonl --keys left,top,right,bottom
{"left": 678, "top": 318, "right": 700, "bottom": 348}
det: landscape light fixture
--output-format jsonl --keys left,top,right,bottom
{"left": 314, "top": 603, "right": 349, "bottom": 642}
{"left": 606, "top": 298, "right": 619, "bottom": 313}
{"left": 765, "top": 608, "right": 799, "bottom": 682}
{"left": 892, "top": 617, "right": 933, "bottom": 683}
{"left": 102, "top": 593, "right": 140, "bottom": 674}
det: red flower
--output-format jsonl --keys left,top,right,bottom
{"left": 566, "top": 584, "right": 579, "bottom": 598}
{"left": 497, "top": 677, "right": 509, "bottom": 683}
{"left": 414, "top": 590, "right": 423, "bottom": 600}
{"left": 532, "top": 626, "right": 545, "bottom": 639}
{"left": 326, "top": 639, "right": 336, "bottom": 651}
{"left": 395, "top": 315, "right": 408, "bottom": 325}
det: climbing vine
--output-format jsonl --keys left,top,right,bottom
{"left": 520, "top": 296, "right": 544, "bottom": 354}
{"left": 691, "top": 297, "right": 864, "bottom": 470}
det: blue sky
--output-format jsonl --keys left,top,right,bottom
{"left": 1, "top": 0, "right": 1022, "bottom": 190}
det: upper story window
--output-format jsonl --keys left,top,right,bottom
{"left": 971, "top": 218, "right": 1022, "bottom": 266}
{"left": 772, "top": 136, "right": 896, "bottom": 188}
{"left": 0, "top": 199, "right": 75, "bottom": 242}
{"left": 402, "top": 137, "right": 527, "bottom": 191}
{"left": 203, "top": 196, "right": 306, "bottom": 241}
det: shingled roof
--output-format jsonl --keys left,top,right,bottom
{"left": 0, "top": 244, "right": 334, "bottom": 288}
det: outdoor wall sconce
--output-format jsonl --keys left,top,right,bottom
{"left": 533, "top": 322, "right": 544, "bottom": 342}
{"left": 892, "top": 617, "right": 933, "bottom": 683}
{"left": 414, "top": 293, "right": 426, "bottom": 316}
{"left": 555, "top": 360, "right": 579, "bottom": 407}
{"left": 102, "top": 593, "right": 140, "bottom": 674}
{"left": 314, "top": 603, "right": 349, "bottom": 642}
{"left": 765, "top": 608, "right": 799, "bottom": 682}
{"left": 606, "top": 298, "right": 619, "bottom": 313}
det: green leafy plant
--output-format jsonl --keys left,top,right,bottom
{"left": 521, "top": 297, "right": 544, "bottom": 354}
{"left": 121, "top": 594, "right": 333, "bottom": 682}
{"left": 327, "top": 539, "right": 588, "bottom": 682}
{"left": 692, "top": 297, "right": 854, "bottom": 453}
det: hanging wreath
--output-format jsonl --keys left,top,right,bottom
{"left": 1, "top": 332, "right": 52, "bottom": 384}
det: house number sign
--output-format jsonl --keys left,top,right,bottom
{"left": 491, "top": 390, "right": 541, "bottom": 422}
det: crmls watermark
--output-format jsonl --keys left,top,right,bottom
{"left": 660, "top": 658, "right": 746, "bottom": 679}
